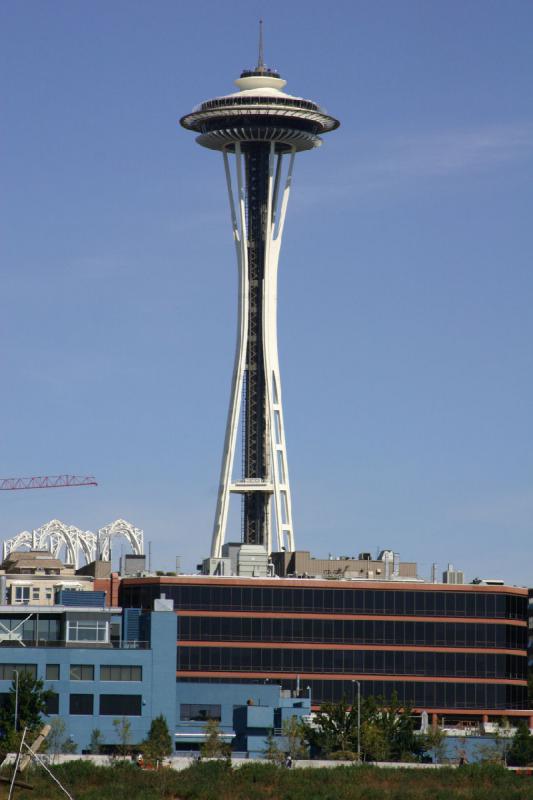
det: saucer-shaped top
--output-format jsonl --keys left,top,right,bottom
{"left": 180, "top": 70, "right": 339, "bottom": 152}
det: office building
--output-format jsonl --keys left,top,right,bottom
{"left": 120, "top": 573, "right": 531, "bottom": 726}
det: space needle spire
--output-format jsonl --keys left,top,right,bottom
{"left": 181, "top": 35, "right": 339, "bottom": 558}
{"left": 257, "top": 19, "right": 265, "bottom": 71}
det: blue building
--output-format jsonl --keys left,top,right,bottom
{"left": 0, "top": 597, "right": 309, "bottom": 756}
{"left": 175, "top": 682, "right": 311, "bottom": 757}
{"left": 0, "top": 599, "right": 176, "bottom": 751}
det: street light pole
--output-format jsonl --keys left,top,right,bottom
{"left": 13, "top": 670, "right": 19, "bottom": 733}
{"left": 351, "top": 680, "right": 361, "bottom": 760}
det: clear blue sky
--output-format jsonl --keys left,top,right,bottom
{"left": 1, "top": 1, "right": 532, "bottom": 583}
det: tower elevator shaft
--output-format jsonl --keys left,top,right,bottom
{"left": 243, "top": 143, "right": 270, "bottom": 546}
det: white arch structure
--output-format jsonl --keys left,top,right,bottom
{"left": 97, "top": 519, "right": 144, "bottom": 562}
{"left": 2, "top": 519, "right": 144, "bottom": 569}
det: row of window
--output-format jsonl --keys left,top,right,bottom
{"left": 12, "top": 586, "right": 53, "bottom": 603}
{"left": 121, "top": 584, "right": 526, "bottom": 619}
{"left": 177, "top": 646, "right": 527, "bottom": 679}
{"left": 0, "top": 664, "right": 37, "bottom": 680}
{"left": 67, "top": 665, "right": 142, "bottom": 682}
{"left": 69, "top": 694, "right": 142, "bottom": 716}
{"left": 66, "top": 620, "right": 108, "bottom": 643}
{"left": 0, "top": 664, "right": 142, "bottom": 682}
{"left": 178, "top": 616, "right": 527, "bottom": 650}
{"left": 178, "top": 676, "right": 528, "bottom": 710}
{"left": 180, "top": 703, "right": 221, "bottom": 722}
{"left": 0, "top": 691, "right": 142, "bottom": 717}
{"left": 0, "top": 617, "right": 109, "bottom": 644}
{"left": 0, "top": 617, "right": 61, "bottom": 642}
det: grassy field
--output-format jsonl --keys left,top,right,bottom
{"left": 2, "top": 760, "right": 533, "bottom": 800}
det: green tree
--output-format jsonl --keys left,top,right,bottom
{"left": 475, "top": 723, "right": 512, "bottom": 765}
{"left": 113, "top": 717, "right": 132, "bottom": 757}
{"left": 42, "top": 718, "right": 69, "bottom": 763}
{"left": 200, "top": 719, "right": 231, "bottom": 759}
{"left": 360, "top": 720, "right": 388, "bottom": 762}
{"left": 362, "top": 693, "right": 422, "bottom": 762}
{"left": 302, "top": 697, "right": 357, "bottom": 757}
{"left": 62, "top": 736, "right": 78, "bottom": 754}
{"left": 89, "top": 728, "right": 104, "bottom": 755}
{"left": 302, "top": 694, "right": 423, "bottom": 763}
{"left": 263, "top": 730, "right": 284, "bottom": 764}
{"left": 423, "top": 726, "right": 447, "bottom": 764}
{"left": 0, "top": 672, "right": 53, "bottom": 735}
{"left": 508, "top": 721, "right": 533, "bottom": 767}
{"left": 143, "top": 714, "right": 173, "bottom": 762}
{"left": 281, "top": 716, "right": 308, "bottom": 760}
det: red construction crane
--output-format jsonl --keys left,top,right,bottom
{"left": 0, "top": 475, "right": 97, "bottom": 491}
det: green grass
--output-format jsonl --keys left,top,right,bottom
{"left": 2, "top": 760, "right": 533, "bottom": 800}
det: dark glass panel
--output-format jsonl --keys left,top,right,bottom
{"left": 219, "top": 588, "right": 232, "bottom": 610}
{"left": 99, "top": 694, "right": 142, "bottom": 716}
{"left": 445, "top": 593, "right": 456, "bottom": 616}
{"left": 485, "top": 594, "right": 496, "bottom": 619}
{"left": 323, "top": 590, "right": 334, "bottom": 612}
{"left": 373, "top": 592, "right": 384, "bottom": 614}
{"left": 69, "top": 693, "right": 93, "bottom": 715}
{"left": 262, "top": 588, "right": 272, "bottom": 611}
{"left": 475, "top": 594, "right": 485, "bottom": 618}
{"left": 353, "top": 591, "right": 364, "bottom": 614}
{"left": 343, "top": 590, "right": 354, "bottom": 614}
{"left": 414, "top": 593, "right": 425, "bottom": 615}
{"left": 394, "top": 592, "right": 405, "bottom": 616}
{"left": 45, "top": 693, "right": 59, "bottom": 715}
{"left": 364, "top": 590, "right": 374, "bottom": 613}
{"left": 466, "top": 593, "right": 476, "bottom": 617}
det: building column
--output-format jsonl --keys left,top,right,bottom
{"left": 431, "top": 713, "right": 438, "bottom": 728}
{"left": 482, "top": 714, "right": 489, "bottom": 725}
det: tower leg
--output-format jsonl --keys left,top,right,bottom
{"left": 211, "top": 145, "right": 249, "bottom": 558}
{"left": 263, "top": 148, "right": 296, "bottom": 553}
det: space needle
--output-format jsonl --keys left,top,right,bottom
{"left": 181, "top": 26, "right": 339, "bottom": 558}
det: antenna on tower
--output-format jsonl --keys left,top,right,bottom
{"left": 257, "top": 19, "right": 265, "bottom": 71}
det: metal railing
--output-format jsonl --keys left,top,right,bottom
{"left": 2, "top": 639, "right": 150, "bottom": 650}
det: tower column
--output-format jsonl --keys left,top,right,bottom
{"left": 243, "top": 143, "right": 270, "bottom": 546}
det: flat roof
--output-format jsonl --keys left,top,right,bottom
{"left": 120, "top": 575, "right": 528, "bottom": 596}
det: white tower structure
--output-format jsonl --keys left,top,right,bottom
{"left": 181, "top": 31, "right": 338, "bottom": 558}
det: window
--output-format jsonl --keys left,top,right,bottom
{"left": 45, "top": 693, "right": 59, "bottom": 715}
{"left": 32, "top": 588, "right": 40, "bottom": 601}
{"left": 69, "top": 694, "right": 94, "bottom": 715}
{"left": 14, "top": 587, "right": 30, "bottom": 604}
{"left": 70, "top": 665, "right": 94, "bottom": 681}
{"left": 99, "top": 694, "right": 142, "bottom": 716}
{"left": 180, "top": 704, "right": 221, "bottom": 722}
{"left": 100, "top": 666, "right": 142, "bottom": 682}
{"left": 46, "top": 664, "right": 60, "bottom": 681}
{"left": 0, "top": 664, "right": 37, "bottom": 680}
{"left": 66, "top": 620, "right": 108, "bottom": 643}
{"left": 45, "top": 589, "right": 53, "bottom": 601}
